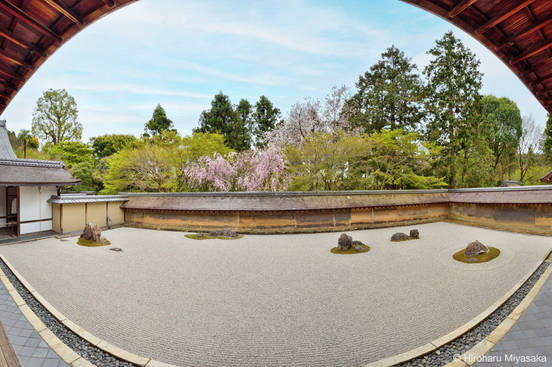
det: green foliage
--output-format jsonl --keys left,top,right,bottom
{"left": 9, "top": 129, "right": 40, "bottom": 158}
{"left": 45, "top": 141, "right": 101, "bottom": 192}
{"left": 91, "top": 134, "right": 138, "bottom": 158}
{"left": 346, "top": 46, "right": 425, "bottom": 133}
{"left": 195, "top": 92, "right": 281, "bottom": 151}
{"left": 285, "top": 130, "right": 446, "bottom": 191}
{"left": 103, "top": 144, "right": 174, "bottom": 193}
{"left": 518, "top": 165, "right": 551, "bottom": 186}
{"left": 480, "top": 95, "right": 522, "bottom": 181}
{"left": 32, "top": 89, "right": 82, "bottom": 145}
{"left": 102, "top": 132, "right": 232, "bottom": 193}
{"left": 145, "top": 104, "right": 174, "bottom": 136}
{"left": 46, "top": 141, "right": 94, "bottom": 168}
{"left": 544, "top": 115, "right": 552, "bottom": 163}
{"left": 424, "top": 32, "right": 483, "bottom": 188}
{"left": 195, "top": 92, "right": 250, "bottom": 151}
{"left": 253, "top": 96, "right": 282, "bottom": 147}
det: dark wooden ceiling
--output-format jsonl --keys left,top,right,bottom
{"left": 402, "top": 0, "right": 552, "bottom": 114}
{"left": 0, "top": 0, "right": 552, "bottom": 115}
{"left": 0, "top": 0, "right": 136, "bottom": 115}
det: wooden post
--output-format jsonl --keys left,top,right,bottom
{"left": 16, "top": 186, "right": 19, "bottom": 237}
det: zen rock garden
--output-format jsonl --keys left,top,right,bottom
{"left": 78, "top": 222, "right": 111, "bottom": 247}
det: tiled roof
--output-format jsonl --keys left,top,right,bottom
{"left": 0, "top": 120, "right": 80, "bottom": 186}
{"left": 0, "top": 121, "right": 16, "bottom": 160}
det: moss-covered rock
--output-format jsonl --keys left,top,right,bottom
{"left": 77, "top": 238, "right": 111, "bottom": 247}
{"left": 453, "top": 247, "right": 500, "bottom": 263}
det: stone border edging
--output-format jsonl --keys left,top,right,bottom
{"left": 364, "top": 249, "right": 552, "bottom": 367}
{"left": 443, "top": 253, "right": 552, "bottom": 367}
{"left": 0, "top": 255, "right": 178, "bottom": 367}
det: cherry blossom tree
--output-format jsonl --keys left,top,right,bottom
{"left": 267, "top": 86, "right": 356, "bottom": 147}
{"left": 184, "top": 146, "right": 288, "bottom": 192}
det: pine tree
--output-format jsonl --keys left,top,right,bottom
{"left": 424, "top": 32, "right": 483, "bottom": 189}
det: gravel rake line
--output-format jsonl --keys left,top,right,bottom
{"left": 398, "top": 261, "right": 551, "bottom": 367}
{"left": 0, "top": 259, "right": 138, "bottom": 367}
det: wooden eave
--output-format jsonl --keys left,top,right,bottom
{"left": 0, "top": 0, "right": 136, "bottom": 114}
{"left": 1, "top": 1, "right": 552, "bottom": 115}
{"left": 401, "top": 0, "right": 552, "bottom": 114}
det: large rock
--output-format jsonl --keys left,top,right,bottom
{"left": 409, "top": 229, "right": 420, "bottom": 239}
{"left": 391, "top": 232, "right": 410, "bottom": 242}
{"left": 465, "top": 240, "right": 489, "bottom": 257}
{"left": 338, "top": 233, "right": 353, "bottom": 251}
{"left": 81, "top": 222, "right": 107, "bottom": 244}
{"left": 208, "top": 229, "right": 239, "bottom": 238}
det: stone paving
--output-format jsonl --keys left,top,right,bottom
{"left": 0, "top": 222, "right": 550, "bottom": 367}
{"left": 0, "top": 277, "right": 68, "bottom": 367}
{"left": 475, "top": 269, "right": 552, "bottom": 367}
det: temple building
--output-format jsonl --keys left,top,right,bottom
{"left": 0, "top": 120, "right": 80, "bottom": 239}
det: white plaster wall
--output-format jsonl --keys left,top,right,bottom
{"left": 19, "top": 186, "right": 56, "bottom": 235}
{"left": 0, "top": 187, "right": 5, "bottom": 228}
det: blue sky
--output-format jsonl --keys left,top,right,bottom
{"left": 1, "top": 0, "right": 548, "bottom": 140}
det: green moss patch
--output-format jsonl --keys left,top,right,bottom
{"left": 331, "top": 244, "right": 370, "bottom": 254}
{"left": 185, "top": 234, "right": 243, "bottom": 240}
{"left": 77, "top": 238, "right": 111, "bottom": 247}
{"left": 453, "top": 247, "right": 501, "bottom": 263}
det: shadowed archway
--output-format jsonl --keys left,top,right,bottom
{"left": 0, "top": 0, "right": 551, "bottom": 114}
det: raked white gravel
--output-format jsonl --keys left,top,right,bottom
{"left": 0, "top": 222, "right": 550, "bottom": 367}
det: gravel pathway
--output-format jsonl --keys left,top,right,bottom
{"left": 0, "top": 222, "right": 550, "bottom": 367}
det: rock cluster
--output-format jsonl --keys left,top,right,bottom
{"left": 209, "top": 229, "right": 239, "bottom": 238}
{"left": 337, "top": 234, "right": 367, "bottom": 252}
{"left": 81, "top": 222, "right": 108, "bottom": 244}
{"left": 391, "top": 229, "right": 420, "bottom": 242}
{"left": 464, "top": 240, "right": 489, "bottom": 257}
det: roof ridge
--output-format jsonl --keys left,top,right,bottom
{"left": 0, "top": 158, "right": 64, "bottom": 168}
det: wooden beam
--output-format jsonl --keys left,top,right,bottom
{"left": 448, "top": 0, "right": 479, "bottom": 19}
{"left": 0, "top": 53, "right": 32, "bottom": 69}
{"left": 511, "top": 39, "right": 552, "bottom": 64}
{"left": 0, "top": 67, "right": 23, "bottom": 82}
{"left": 43, "top": 0, "right": 83, "bottom": 25}
{"left": 475, "top": 0, "right": 539, "bottom": 35}
{"left": 0, "top": 26, "right": 47, "bottom": 58}
{"left": 498, "top": 17, "right": 552, "bottom": 50}
{"left": 0, "top": 0, "right": 61, "bottom": 41}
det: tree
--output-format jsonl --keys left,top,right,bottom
{"left": 518, "top": 116, "right": 542, "bottom": 183}
{"left": 267, "top": 86, "right": 354, "bottom": 147}
{"left": 230, "top": 99, "right": 253, "bottom": 151}
{"left": 284, "top": 130, "right": 445, "bottom": 191}
{"left": 183, "top": 147, "right": 288, "bottom": 192}
{"left": 195, "top": 92, "right": 252, "bottom": 151}
{"left": 91, "top": 134, "right": 138, "bottom": 159}
{"left": 145, "top": 104, "right": 174, "bottom": 136}
{"left": 32, "top": 89, "right": 82, "bottom": 145}
{"left": 104, "top": 144, "right": 174, "bottom": 193}
{"left": 480, "top": 95, "right": 522, "bottom": 180}
{"left": 424, "top": 32, "right": 483, "bottom": 188}
{"left": 46, "top": 141, "right": 94, "bottom": 168}
{"left": 252, "top": 96, "right": 281, "bottom": 148}
{"left": 544, "top": 114, "right": 552, "bottom": 163}
{"left": 346, "top": 46, "right": 425, "bottom": 133}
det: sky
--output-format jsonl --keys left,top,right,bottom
{"left": 0, "top": 0, "right": 549, "bottom": 141}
